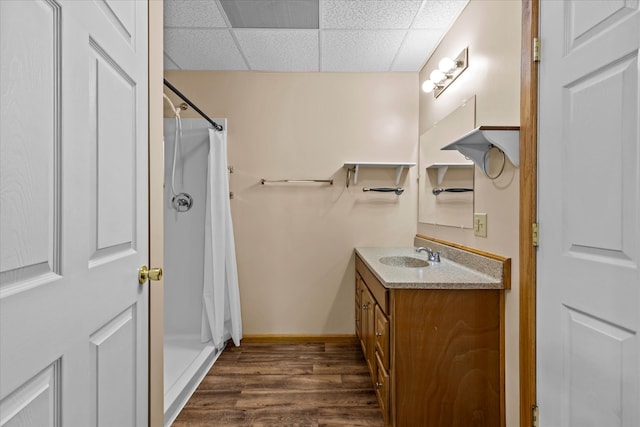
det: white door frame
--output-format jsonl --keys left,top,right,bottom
{"left": 148, "top": 0, "right": 166, "bottom": 425}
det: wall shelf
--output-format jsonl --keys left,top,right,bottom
{"left": 426, "top": 162, "right": 473, "bottom": 185}
{"left": 441, "top": 126, "right": 520, "bottom": 169}
{"left": 343, "top": 162, "right": 416, "bottom": 187}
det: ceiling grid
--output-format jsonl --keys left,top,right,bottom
{"left": 163, "top": 0, "right": 469, "bottom": 72}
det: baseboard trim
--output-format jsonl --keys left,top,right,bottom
{"left": 241, "top": 334, "right": 357, "bottom": 344}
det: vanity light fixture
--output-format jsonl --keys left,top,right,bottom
{"left": 421, "top": 47, "right": 468, "bottom": 98}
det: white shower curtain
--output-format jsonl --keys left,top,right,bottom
{"left": 201, "top": 125, "right": 242, "bottom": 349}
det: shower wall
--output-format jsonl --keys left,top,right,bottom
{"left": 163, "top": 71, "right": 418, "bottom": 337}
{"left": 163, "top": 118, "right": 210, "bottom": 339}
{"left": 163, "top": 117, "right": 224, "bottom": 426}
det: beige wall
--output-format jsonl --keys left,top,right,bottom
{"left": 417, "top": 1, "right": 522, "bottom": 426}
{"left": 164, "top": 71, "right": 418, "bottom": 336}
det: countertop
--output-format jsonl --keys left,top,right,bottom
{"left": 355, "top": 247, "right": 504, "bottom": 290}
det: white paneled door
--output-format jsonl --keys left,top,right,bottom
{"left": 0, "top": 1, "right": 148, "bottom": 426}
{"left": 538, "top": 1, "right": 639, "bottom": 426}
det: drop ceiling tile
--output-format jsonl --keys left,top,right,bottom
{"left": 412, "top": 0, "right": 468, "bottom": 29}
{"left": 164, "top": 29, "right": 248, "bottom": 70}
{"left": 321, "top": 30, "right": 406, "bottom": 72}
{"left": 321, "top": 0, "right": 422, "bottom": 29}
{"left": 164, "top": 52, "right": 180, "bottom": 70}
{"left": 391, "top": 30, "right": 441, "bottom": 71}
{"left": 220, "top": 0, "right": 319, "bottom": 29}
{"left": 164, "top": 0, "right": 228, "bottom": 28}
{"left": 234, "top": 30, "right": 319, "bottom": 71}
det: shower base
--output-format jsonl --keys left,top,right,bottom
{"left": 164, "top": 335, "right": 224, "bottom": 426}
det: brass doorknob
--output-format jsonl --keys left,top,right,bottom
{"left": 138, "top": 265, "right": 163, "bottom": 284}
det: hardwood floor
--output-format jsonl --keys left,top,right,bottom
{"left": 172, "top": 339, "right": 384, "bottom": 427}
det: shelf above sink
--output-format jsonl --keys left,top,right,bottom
{"left": 441, "top": 126, "right": 520, "bottom": 170}
{"left": 425, "top": 162, "right": 473, "bottom": 185}
{"left": 343, "top": 162, "right": 416, "bottom": 187}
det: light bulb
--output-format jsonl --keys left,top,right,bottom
{"left": 429, "top": 69, "right": 446, "bottom": 84}
{"left": 438, "top": 57, "right": 456, "bottom": 73}
{"left": 422, "top": 80, "right": 436, "bottom": 93}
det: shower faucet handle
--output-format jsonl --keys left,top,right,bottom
{"left": 172, "top": 193, "right": 193, "bottom": 212}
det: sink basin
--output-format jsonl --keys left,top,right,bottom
{"left": 378, "top": 256, "right": 429, "bottom": 268}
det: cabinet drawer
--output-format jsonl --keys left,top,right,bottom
{"left": 356, "top": 255, "right": 388, "bottom": 314}
{"left": 375, "top": 352, "right": 390, "bottom": 426}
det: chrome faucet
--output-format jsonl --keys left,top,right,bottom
{"left": 416, "top": 247, "right": 440, "bottom": 263}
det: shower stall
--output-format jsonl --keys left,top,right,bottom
{"left": 162, "top": 110, "right": 241, "bottom": 426}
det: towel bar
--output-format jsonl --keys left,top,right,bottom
{"left": 260, "top": 179, "right": 333, "bottom": 185}
{"left": 432, "top": 187, "right": 473, "bottom": 195}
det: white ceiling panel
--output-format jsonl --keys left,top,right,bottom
{"left": 164, "top": 52, "right": 180, "bottom": 70}
{"left": 321, "top": 0, "right": 422, "bottom": 29}
{"left": 391, "top": 29, "right": 442, "bottom": 71}
{"left": 234, "top": 30, "right": 319, "bottom": 71}
{"left": 220, "top": 0, "right": 319, "bottom": 29}
{"left": 163, "top": 0, "right": 470, "bottom": 72}
{"left": 164, "top": 0, "right": 228, "bottom": 28}
{"left": 412, "top": 0, "right": 468, "bottom": 29}
{"left": 164, "top": 28, "right": 248, "bottom": 70}
{"left": 321, "top": 30, "right": 406, "bottom": 72}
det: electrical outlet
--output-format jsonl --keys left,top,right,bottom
{"left": 474, "top": 213, "right": 487, "bottom": 237}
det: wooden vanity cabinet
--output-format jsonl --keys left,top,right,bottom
{"left": 355, "top": 254, "right": 503, "bottom": 427}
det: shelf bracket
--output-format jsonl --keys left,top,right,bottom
{"left": 436, "top": 166, "right": 448, "bottom": 186}
{"left": 353, "top": 164, "right": 360, "bottom": 185}
{"left": 394, "top": 166, "right": 403, "bottom": 185}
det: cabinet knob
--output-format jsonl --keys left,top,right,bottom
{"left": 375, "top": 332, "right": 382, "bottom": 337}
{"left": 362, "top": 304, "right": 367, "bottom": 309}
{"left": 376, "top": 382, "right": 383, "bottom": 388}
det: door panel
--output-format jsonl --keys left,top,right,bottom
{"left": 0, "top": 1, "right": 149, "bottom": 426}
{"left": 538, "top": 1, "right": 639, "bottom": 426}
{"left": 90, "top": 306, "right": 137, "bottom": 427}
{"left": 564, "top": 53, "right": 637, "bottom": 264}
{"left": 89, "top": 40, "right": 137, "bottom": 260}
{"left": 97, "top": 0, "right": 136, "bottom": 46}
{"left": 0, "top": 360, "right": 61, "bottom": 427}
{"left": 567, "top": 0, "right": 637, "bottom": 51}
{"left": 0, "top": 0, "right": 61, "bottom": 294}
{"left": 562, "top": 307, "right": 635, "bottom": 426}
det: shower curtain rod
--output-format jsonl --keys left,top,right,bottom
{"left": 163, "top": 78, "right": 224, "bottom": 131}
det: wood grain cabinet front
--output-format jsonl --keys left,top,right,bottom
{"left": 374, "top": 304, "right": 390, "bottom": 371}
{"left": 355, "top": 254, "right": 504, "bottom": 427}
{"left": 355, "top": 274, "right": 362, "bottom": 340}
{"left": 375, "top": 352, "right": 390, "bottom": 426}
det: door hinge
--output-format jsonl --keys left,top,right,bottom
{"left": 533, "top": 37, "right": 541, "bottom": 62}
{"left": 532, "top": 223, "right": 539, "bottom": 247}
{"left": 532, "top": 405, "right": 539, "bottom": 427}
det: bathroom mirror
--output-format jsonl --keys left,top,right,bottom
{"left": 418, "top": 96, "right": 475, "bottom": 228}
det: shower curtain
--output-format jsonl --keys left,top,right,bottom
{"left": 201, "top": 126, "right": 242, "bottom": 349}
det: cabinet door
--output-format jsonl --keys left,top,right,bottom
{"left": 375, "top": 304, "right": 390, "bottom": 370}
{"left": 355, "top": 274, "right": 362, "bottom": 340}
{"left": 361, "top": 286, "right": 376, "bottom": 376}
{"left": 375, "top": 352, "right": 391, "bottom": 426}
{"left": 394, "top": 289, "right": 501, "bottom": 426}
